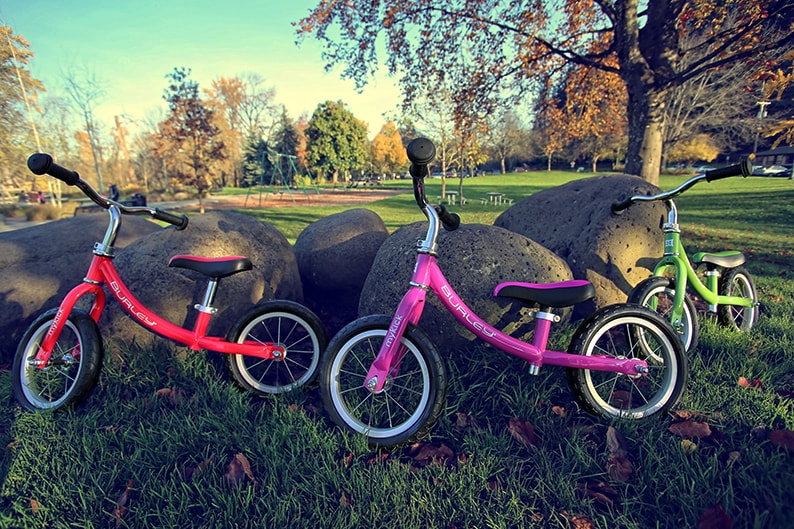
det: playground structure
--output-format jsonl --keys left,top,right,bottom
{"left": 244, "top": 150, "right": 319, "bottom": 207}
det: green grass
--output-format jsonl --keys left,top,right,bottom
{"left": 1, "top": 172, "right": 792, "bottom": 528}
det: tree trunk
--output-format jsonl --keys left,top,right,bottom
{"left": 623, "top": 86, "right": 665, "bottom": 186}
{"left": 500, "top": 157, "right": 506, "bottom": 174}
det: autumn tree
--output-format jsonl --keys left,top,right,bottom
{"left": 667, "top": 133, "right": 721, "bottom": 166}
{"left": 305, "top": 100, "right": 369, "bottom": 183}
{"left": 763, "top": 51, "right": 794, "bottom": 147}
{"left": 1, "top": 25, "right": 44, "bottom": 196}
{"left": 297, "top": 0, "right": 793, "bottom": 185}
{"left": 371, "top": 121, "right": 408, "bottom": 176}
{"left": 157, "top": 67, "right": 225, "bottom": 213}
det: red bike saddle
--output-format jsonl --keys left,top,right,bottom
{"left": 494, "top": 279, "right": 595, "bottom": 308}
{"left": 168, "top": 255, "right": 253, "bottom": 278}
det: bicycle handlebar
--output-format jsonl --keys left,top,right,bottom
{"left": 611, "top": 157, "right": 754, "bottom": 214}
{"left": 704, "top": 158, "right": 753, "bottom": 182}
{"left": 406, "top": 138, "right": 460, "bottom": 231}
{"left": 27, "top": 153, "right": 189, "bottom": 230}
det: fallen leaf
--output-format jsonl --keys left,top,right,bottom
{"left": 181, "top": 457, "right": 213, "bottom": 482}
{"left": 340, "top": 491, "right": 352, "bottom": 508}
{"left": 671, "top": 410, "right": 709, "bottom": 421}
{"left": 738, "top": 377, "right": 763, "bottom": 389}
{"left": 111, "top": 479, "right": 134, "bottom": 528}
{"left": 725, "top": 451, "right": 741, "bottom": 465}
{"left": 30, "top": 499, "right": 40, "bottom": 516}
{"left": 455, "top": 412, "right": 478, "bottom": 431}
{"left": 568, "top": 514, "right": 597, "bottom": 528}
{"left": 551, "top": 405, "right": 566, "bottom": 417}
{"left": 769, "top": 429, "right": 794, "bottom": 451}
{"left": 406, "top": 442, "right": 455, "bottom": 467}
{"left": 669, "top": 420, "right": 712, "bottom": 439}
{"left": 225, "top": 453, "right": 257, "bottom": 488}
{"left": 606, "top": 455, "right": 633, "bottom": 482}
{"left": 697, "top": 503, "right": 732, "bottom": 529}
{"left": 508, "top": 417, "right": 539, "bottom": 448}
{"left": 576, "top": 481, "right": 619, "bottom": 509}
{"left": 681, "top": 439, "right": 697, "bottom": 453}
{"left": 606, "top": 426, "right": 628, "bottom": 456}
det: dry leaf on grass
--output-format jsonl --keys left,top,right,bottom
{"left": 605, "top": 426, "right": 633, "bottom": 481}
{"left": 668, "top": 420, "right": 712, "bottom": 439}
{"left": 110, "top": 479, "right": 134, "bottom": 528}
{"left": 738, "top": 377, "right": 763, "bottom": 389}
{"left": 769, "top": 429, "right": 794, "bottom": 451}
{"left": 224, "top": 453, "right": 258, "bottom": 488}
{"left": 508, "top": 416, "right": 539, "bottom": 448}
{"left": 697, "top": 503, "right": 732, "bottom": 529}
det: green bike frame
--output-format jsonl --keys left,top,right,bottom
{"left": 653, "top": 219, "right": 755, "bottom": 328}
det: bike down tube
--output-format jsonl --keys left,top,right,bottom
{"left": 364, "top": 255, "right": 647, "bottom": 391}
{"left": 37, "top": 257, "right": 278, "bottom": 364}
{"left": 97, "top": 261, "right": 280, "bottom": 358}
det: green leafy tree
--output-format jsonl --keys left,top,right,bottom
{"left": 156, "top": 67, "right": 225, "bottom": 212}
{"left": 297, "top": 0, "right": 793, "bottom": 185}
{"left": 241, "top": 135, "right": 272, "bottom": 187}
{"left": 272, "top": 108, "right": 301, "bottom": 183}
{"left": 305, "top": 100, "right": 369, "bottom": 183}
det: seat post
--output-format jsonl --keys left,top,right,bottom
{"left": 196, "top": 278, "right": 220, "bottom": 315}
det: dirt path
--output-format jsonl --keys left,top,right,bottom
{"left": 196, "top": 187, "right": 407, "bottom": 211}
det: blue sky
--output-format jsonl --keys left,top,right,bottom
{"left": 1, "top": 0, "right": 402, "bottom": 137}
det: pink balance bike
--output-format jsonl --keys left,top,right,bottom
{"left": 318, "top": 138, "right": 688, "bottom": 447}
{"left": 12, "top": 154, "right": 328, "bottom": 412}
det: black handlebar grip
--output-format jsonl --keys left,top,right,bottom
{"left": 27, "top": 153, "right": 80, "bottom": 185}
{"left": 435, "top": 204, "right": 461, "bottom": 231}
{"left": 153, "top": 209, "right": 189, "bottom": 230}
{"left": 407, "top": 138, "right": 436, "bottom": 178}
{"left": 704, "top": 158, "right": 753, "bottom": 182}
{"left": 611, "top": 197, "right": 634, "bottom": 214}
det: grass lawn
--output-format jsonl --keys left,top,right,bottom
{"left": 1, "top": 171, "right": 792, "bottom": 528}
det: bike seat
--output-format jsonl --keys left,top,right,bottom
{"left": 168, "top": 255, "right": 253, "bottom": 278}
{"left": 692, "top": 250, "right": 745, "bottom": 269}
{"left": 494, "top": 279, "right": 595, "bottom": 308}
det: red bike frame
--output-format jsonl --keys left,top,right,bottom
{"left": 33, "top": 252, "right": 281, "bottom": 367}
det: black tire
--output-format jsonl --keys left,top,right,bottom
{"left": 717, "top": 267, "right": 758, "bottom": 332}
{"left": 319, "top": 315, "right": 447, "bottom": 448}
{"left": 566, "top": 304, "right": 688, "bottom": 420}
{"left": 12, "top": 308, "right": 103, "bottom": 412}
{"left": 225, "top": 300, "right": 328, "bottom": 395}
{"left": 629, "top": 276, "right": 699, "bottom": 351}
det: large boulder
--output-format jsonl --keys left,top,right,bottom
{"left": 0, "top": 215, "right": 162, "bottom": 364}
{"left": 494, "top": 174, "right": 666, "bottom": 317}
{"left": 103, "top": 211, "right": 303, "bottom": 347}
{"left": 358, "top": 222, "right": 573, "bottom": 355}
{"left": 294, "top": 208, "right": 388, "bottom": 335}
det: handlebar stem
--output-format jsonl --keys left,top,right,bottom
{"left": 418, "top": 201, "right": 441, "bottom": 256}
{"left": 94, "top": 205, "right": 122, "bottom": 257}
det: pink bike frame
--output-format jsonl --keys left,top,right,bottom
{"left": 364, "top": 252, "right": 648, "bottom": 392}
{"left": 33, "top": 253, "right": 280, "bottom": 367}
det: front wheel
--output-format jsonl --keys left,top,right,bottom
{"left": 12, "top": 308, "right": 103, "bottom": 412}
{"left": 225, "top": 300, "right": 328, "bottom": 395}
{"left": 319, "top": 315, "right": 447, "bottom": 448}
{"left": 566, "top": 304, "right": 688, "bottom": 420}
{"left": 718, "top": 267, "right": 758, "bottom": 332}
{"left": 628, "top": 276, "right": 699, "bottom": 352}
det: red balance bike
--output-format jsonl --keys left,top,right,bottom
{"left": 12, "top": 154, "right": 327, "bottom": 411}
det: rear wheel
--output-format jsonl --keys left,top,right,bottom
{"left": 718, "top": 267, "right": 758, "bottom": 332}
{"left": 12, "top": 308, "right": 103, "bottom": 411}
{"left": 629, "top": 276, "right": 699, "bottom": 352}
{"left": 225, "top": 300, "right": 327, "bottom": 395}
{"left": 319, "top": 315, "right": 447, "bottom": 448}
{"left": 566, "top": 304, "right": 688, "bottom": 420}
